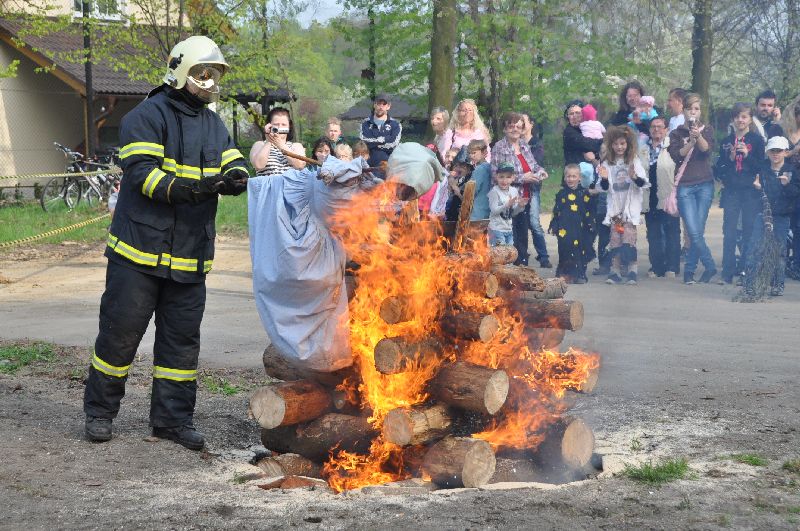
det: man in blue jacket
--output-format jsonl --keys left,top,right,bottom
{"left": 83, "top": 36, "right": 248, "bottom": 450}
{"left": 360, "top": 93, "right": 402, "bottom": 174}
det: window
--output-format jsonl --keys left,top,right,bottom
{"left": 73, "top": 0, "right": 123, "bottom": 21}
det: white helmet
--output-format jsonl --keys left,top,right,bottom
{"left": 163, "top": 36, "right": 229, "bottom": 103}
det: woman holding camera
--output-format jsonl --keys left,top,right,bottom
{"left": 249, "top": 107, "right": 307, "bottom": 176}
{"left": 668, "top": 92, "right": 717, "bottom": 284}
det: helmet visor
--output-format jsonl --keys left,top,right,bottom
{"left": 186, "top": 64, "right": 224, "bottom": 103}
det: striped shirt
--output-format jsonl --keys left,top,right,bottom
{"left": 256, "top": 141, "right": 294, "bottom": 177}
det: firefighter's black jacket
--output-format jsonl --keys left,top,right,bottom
{"left": 107, "top": 85, "right": 247, "bottom": 283}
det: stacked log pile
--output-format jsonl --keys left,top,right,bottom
{"left": 253, "top": 247, "right": 597, "bottom": 490}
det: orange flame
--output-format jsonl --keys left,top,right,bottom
{"left": 319, "top": 183, "right": 600, "bottom": 491}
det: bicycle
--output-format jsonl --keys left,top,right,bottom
{"left": 40, "top": 143, "right": 120, "bottom": 212}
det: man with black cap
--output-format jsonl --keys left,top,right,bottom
{"left": 359, "top": 93, "right": 402, "bottom": 174}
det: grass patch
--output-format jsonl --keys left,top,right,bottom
{"left": 202, "top": 375, "right": 242, "bottom": 396}
{"left": 0, "top": 201, "right": 109, "bottom": 246}
{"left": 783, "top": 459, "right": 800, "bottom": 474}
{"left": 624, "top": 458, "right": 690, "bottom": 484}
{"left": 731, "top": 453, "right": 769, "bottom": 466}
{"left": 630, "top": 436, "right": 643, "bottom": 452}
{"left": 215, "top": 193, "right": 248, "bottom": 235}
{"left": 0, "top": 342, "right": 56, "bottom": 374}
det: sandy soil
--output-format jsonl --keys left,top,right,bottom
{"left": 2, "top": 210, "right": 800, "bottom": 529}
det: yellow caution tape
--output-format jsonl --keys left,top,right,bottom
{"left": 0, "top": 167, "right": 122, "bottom": 182}
{"left": 0, "top": 213, "right": 111, "bottom": 248}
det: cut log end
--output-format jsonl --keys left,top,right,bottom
{"left": 483, "top": 370, "right": 510, "bottom": 415}
{"left": 434, "top": 362, "right": 509, "bottom": 415}
{"left": 560, "top": 418, "right": 595, "bottom": 469}
{"left": 383, "top": 404, "right": 452, "bottom": 446}
{"left": 478, "top": 314, "right": 499, "bottom": 343}
{"left": 489, "top": 245, "right": 518, "bottom": 265}
{"left": 422, "top": 437, "right": 496, "bottom": 488}
{"left": 249, "top": 380, "right": 331, "bottom": 429}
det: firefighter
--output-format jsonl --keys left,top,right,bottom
{"left": 83, "top": 36, "right": 249, "bottom": 450}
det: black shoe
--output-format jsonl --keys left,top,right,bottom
{"left": 539, "top": 260, "right": 553, "bottom": 268}
{"left": 592, "top": 266, "right": 610, "bottom": 276}
{"left": 721, "top": 274, "right": 733, "bottom": 284}
{"left": 606, "top": 273, "right": 623, "bottom": 284}
{"left": 699, "top": 268, "right": 717, "bottom": 283}
{"left": 85, "top": 416, "right": 112, "bottom": 442}
{"left": 152, "top": 425, "right": 205, "bottom": 451}
{"left": 684, "top": 272, "right": 696, "bottom": 285}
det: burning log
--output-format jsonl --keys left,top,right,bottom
{"left": 256, "top": 453, "right": 322, "bottom": 479}
{"left": 379, "top": 295, "right": 447, "bottom": 325}
{"left": 421, "top": 436, "right": 496, "bottom": 488}
{"left": 491, "top": 264, "right": 546, "bottom": 291}
{"left": 527, "top": 328, "right": 566, "bottom": 352}
{"left": 260, "top": 413, "right": 377, "bottom": 462}
{"left": 518, "top": 299, "right": 584, "bottom": 331}
{"left": 249, "top": 380, "right": 331, "bottom": 429}
{"left": 451, "top": 180, "right": 476, "bottom": 252}
{"left": 383, "top": 403, "right": 453, "bottom": 446}
{"left": 516, "top": 278, "right": 568, "bottom": 300}
{"left": 489, "top": 245, "right": 518, "bottom": 266}
{"left": 439, "top": 310, "right": 499, "bottom": 342}
{"left": 373, "top": 336, "right": 444, "bottom": 374}
{"left": 433, "top": 361, "right": 509, "bottom": 415}
{"left": 458, "top": 271, "right": 499, "bottom": 299}
{"left": 261, "top": 344, "right": 354, "bottom": 387}
{"left": 489, "top": 456, "right": 542, "bottom": 483}
{"left": 531, "top": 417, "right": 595, "bottom": 470}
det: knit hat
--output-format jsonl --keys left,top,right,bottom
{"left": 581, "top": 104, "right": 597, "bottom": 121}
{"left": 640, "top": 95, "right": 655, "bottom": 106}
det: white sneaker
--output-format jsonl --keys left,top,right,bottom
{"left": 647, "top": 271, "right": 657, "bottom": 278}
{"left": 665, "top": 271, "right": 676, "bottom": 279}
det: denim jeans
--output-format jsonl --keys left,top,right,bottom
{"left": 645, "top": 209, "right": 681, "bottom": 276}
{"left": 746, "top": 213, "right": 790, "bottom": 290}
{"left": 677, "top": 180, "right": 716, "bottom": 275}
{"left": 721, "top": 187, "right": 759, "bottom": 279}
{"left": 594, "top": 195, "right": 610, "bottom": 269}
{"left": 791, "top": 206, "right": 800, "bottom": 268}
{"left": 527, "top": 191, "right": 549, "bottom": 262}
{"left": 489, "top": 229, "right": 514, "bottom": 246}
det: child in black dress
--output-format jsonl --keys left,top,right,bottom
{"left": 549, "top": 164, "right": 595, "bottom": 283}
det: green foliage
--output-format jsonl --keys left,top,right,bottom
{"left": 731, "top": 453, "right": 769, "bottom": 466}
{"left": 201, "top": 375, "right": 241, "bottom": 396}
{"left": 0, "top": 342, "right": 56, "bottom": 374}
{"left": 0, "top": 58, "right": 19, "bottom": 78}
{"left": 783, "top": 459, "right": 800, "bottom": 474}
{"left": 624, "top": 458, "right": 690, "bottom": 484}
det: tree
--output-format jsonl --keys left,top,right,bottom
{"left": 690, "top": 0, "right": 713, "bottom": 112}
{"left": 427, "top": 0, "right": 457, "bottom": 132}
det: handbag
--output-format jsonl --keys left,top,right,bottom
{"left": 664, "top": 134, "right": 700, "bottom": 217}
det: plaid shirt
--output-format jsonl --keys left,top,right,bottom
{"left": 491, "top": 138, "right": 544, "bottom": 190}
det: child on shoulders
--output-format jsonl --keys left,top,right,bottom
{"left": 579, "top": 104, "right": 605, "bottom": 155}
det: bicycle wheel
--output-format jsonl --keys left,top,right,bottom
{"left": 64, "top": 179, "right": 81, "bottom": 209}
{"left": 41, "top": 177, "right": 71, "bottom": 212}
{"left": 83, "top": 180, "right": 102, "bottom": 207}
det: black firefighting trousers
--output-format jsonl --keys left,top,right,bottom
{"left": 83, "top": 260, "right": 206, "bottom": 427}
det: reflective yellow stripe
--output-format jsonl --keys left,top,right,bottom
{"left": 203, "top": 260, "right": 213, "bottom": 273}
{"left": 170, "top": 256, "right": 198, "bottom": 272}
{"left": 120, "top": 142, "right": 164, "bottom": 159}
{"left": 160, "top": 253, "right": 171, "bottom": 266}
{"left": 107, "top": 233, "right": 159, "bottom": 267}
{"left": 153, "top": 365, "right": 197, "bottom": 381}
{"left": 160, "top": 158, "right": 219, "bottom": 180}
{"left": 92, "top": 350, "right": 130, "bottom": 378}
{"left": 203, "top": 167, "right": 221, "bottom": 177}
{"left": 221, "top": 148, "right": 243, "bottom": 166}
{"left": 142, "top": 167, "right": 167, "bottom": 198}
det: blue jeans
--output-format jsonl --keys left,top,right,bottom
{"left": 489, "top": 229, "right": 514, "bottom": 246}
{"left": 527, "top": 191, "right": 549, "bottom": 262}
{"left": 746, "top": 213, "right": 790, "bottom": 290}
{"left": 721, "top": 187, "right": 759, "bottom": 279}
{"left": 677, "top": 180, "right": 716, "bottom": 275}
{"left": 791, "top": 206, "right": 800, "bottom": 269}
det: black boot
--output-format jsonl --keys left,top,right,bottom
{"left": 85, "top": 416, "right": 112, "bottom": 442}
{"left": 152, "top": 424, "right": 205, "bottom": 450}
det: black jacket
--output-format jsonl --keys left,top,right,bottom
{"left": 562, "top": 124, "right": 600, "bottom": 165}
{"left": 756, "top": 161, "right": 800, "bottom": 217}
{"left": 107, "top": 86, "right": 247, "bottom": 283}
{"left": 714, "top": 131, "right": 765, "bottom": 191}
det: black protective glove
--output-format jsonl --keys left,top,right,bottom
{"left": 219, "top": 168, "right": 249, "bottom": 196}
{"left": 168, "top": 175, "right": 224, "bottom": 204}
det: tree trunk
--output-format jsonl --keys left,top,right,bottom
{"left": 383, "top": 403, "right": 453, "bottom": 446}
{"left": 489, "top": 245, "right": 518, "bottom": 265}
{"left": 517, "top": 299, "right": 584, "bottom": 331}
{"left": 433, "top": 361, "right": 509, "bottom": 415}
{"left": 249, "top": 380, "right": 331, "bottom": 429}
{"left": 255, "top": 453, "right": 321, "bottom": 479}
{"left": 491, "top": 264, "right": 546, "bottom": 291}
{"left": 260, "top": 413, "right": 377, "bottom": 462}
{"left": 439, "top": 310, "right": 499, "bottom": 342}
{"left": 422, "top": 436, "right": 496, "bottom": 488}
{"left": 427, "top": 0, "right": 457, "bottom": 137}
{"left": 373, "top": 336, "right": 444, "bottom": 374}
{"left": 690, "top": 0, "right": 713, "bottom": 112}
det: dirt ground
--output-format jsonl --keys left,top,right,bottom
{"left": 2, "top": 210, "right": 800, "bottom": 529}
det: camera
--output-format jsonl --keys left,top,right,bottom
{"left": 687, "top": 117, "right": 698, "bottom": 128}
{"left": 268, "top": 126, "right": 290, "bottom": 134}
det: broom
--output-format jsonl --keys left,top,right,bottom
{"left": 736, "top": 183, "right": 782, "bottom": 302}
